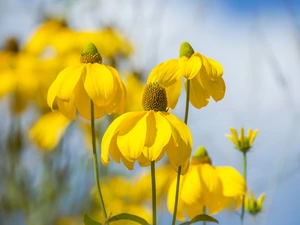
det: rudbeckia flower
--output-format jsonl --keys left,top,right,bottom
{"left": 167, "top": 146, "right": 247, "bottom": 220}
{"left": 226, "top": 127, "right": 259, "bottom": 152}
{"left": 101, "top": 82, "right": 192, "bottom": 174}
{"left": 147, "top": 42, "right": 225, "bottom": 109}
{"left": 47, "top": 42, "right": 126, "bottom": 120}
{"left": 245, "top": 191, "right": 266, "bottom": 215}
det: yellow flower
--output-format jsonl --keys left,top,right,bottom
{"left": 226, "top": 127, "right": 259, "bottom": 152}
{"left": 101, "top": 82, "right": 192, "bottom": 174}
{"left": 124, "top": 72, "right": 144, "bottom": 112}
{"left": 47, "top": 42, "right": 126, "bottom": 120}
{"left": 245, "top": 191, "right": 266, "bottom": 215}
{"left": 147, "top": 42, "right": 225, "bottom": 109}
{"left": 168, "top": 146, "right": 246, "bottom": 221}
{"left": 29, "top": 111, "right": 71, "bottom": 150}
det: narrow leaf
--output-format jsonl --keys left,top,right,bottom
{"left": 83, "top": 213, "right": 102, "bottom": 225}
{"left": 179, "top": 214, "right": 218, "bottom": 225}
{"left": 107, "top": 213, "right": 150, "bottom": 225}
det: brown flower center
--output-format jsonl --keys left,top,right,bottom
{"left": 142, "top": 82, "right": 168, "bottom": 112}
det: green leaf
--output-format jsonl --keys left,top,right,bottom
{"left": 179, "top": 214, "right": 219, "bottom": 225}
{"left": 83, "top": 214, "right": 102, "bottom": 225}
{"left": 107, "top": 213, "right": 150, "bottom": 225}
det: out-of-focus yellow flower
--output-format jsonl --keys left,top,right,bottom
{"left": 91, "top": 176, "right": 151, "bottom": 225}
{"left": 226, "top": 127, "right": 259, "bottom": 153}
{"left": 245, "top": 191, "right": 265, "bottom": 215}
{"left": 29, "top": 111, "right": 71, "bottom": 150}
{"left": 77, "top": 27, "right": 133, "bottom": 60}
{"left": 168, "top": 146, "right": 246, "bottom": 221}
{"left": 124, "top": 72, "right": 144, "bottom": 112}
{"left": 101, "top": 82, "right": 192, "bottom": 174}
{"left": 47, "top": 42, "right": 126, "bottom": 120}
{"left": 147, "top": 42, "right": 225, "bottom": 109}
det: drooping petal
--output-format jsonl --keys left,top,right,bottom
{"left": 164, "top": 113, "right": 192, "bottom": 173}
{"left": 116, "top": 112, "right": 149, "bottom": 162}
{"left": 165, "top": 80, "right": 182, "bottom": 109}
{"left": 137, "top": 153, "right": 151, "bottom": 167}
{"left": 56, "top": 64, "right": 85, "bottom": 100}
{"left": 179, "top": 55, "right": 202, "bottom": 80}
{"left": 147, "top": 59, "right": 182, "bottom": 87}
{"left": 142, "top": 111, "right": 172, "bottom": 161}
{"left": 84, "top": 63, "right": 117, "bottom": 106}
{"left": 185, "top": 202, "right": 204, "bottom": 220}
{"left": 215, "top": 166, "right": 247, "bottom": 197}
{"left": 180, "top": 166, "right": 203, "bottom": 205}
{"left": 101, "top": 111, "right": 146, "bottom": 165}
{"left": 105, "top": 66, "right": 126, "bottom": 115}
{"left": 201, "top": 73, "right": 226, "bottom": 102}
{"left": 207, "top": 58, "right": 224, "bottom": 77}
{"left": 74, "top": 77, "right": 105, "bottom": 119}
{"left": 188, "top": 74, "right": 210, "bottom": 109}
{"left": 29, "top": 111, "right": 71, "bottom": 150}
{"left": 56, "top": 95, "right": 76, "bottom": 120}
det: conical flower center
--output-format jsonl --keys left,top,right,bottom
{"left": 80, "top": 42, "right": 102, "bottom": 64}
{"left": 142, "top": 82, "right": 168, "bottom": 112}
{"left": 192, "top": 146, "right": 212, "bottom": 165}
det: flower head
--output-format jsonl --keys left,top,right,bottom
{"left": 167, "top": 146, "right": 247, "bottom": 220}
{"left": 226, "top": 127, "right": 259, "bottom": 153}
{"left": 101, "top": 82, "right": 192, "bottom": 174}
{"left": 47, "top": 42, "right": 126, "bottom": 120}
{"left": 147, "top": 42, "right": 225, "bottom": 109}
{"left": 245, "top": 191, "right": 266, "bottom": 215}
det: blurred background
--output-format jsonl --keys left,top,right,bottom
{"left": 0, "top": 0, "right": 300, "bottom": 224}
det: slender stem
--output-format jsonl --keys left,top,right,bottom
{"left": 172, "top": 79, "right": 191, "bottom": 225}
{"left": 184, "top": 80, "right": 191, "bottom": 124}
{"left": 240, "top": 152, "right": 247, "bottom": 224}
{"left": 91, "top": 101, "right": 108, "bottom": 220}
{"left": 203, "top": 206, "right": 206, "bottom": 225}
{"left": 151, "top": 161, "right": 157, "bottom": 225}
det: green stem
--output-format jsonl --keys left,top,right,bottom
{"left": 151, "top": 161, "right": 157, "bottom": 225}
{"left": 172, "top": 79, "right": 191, "bottom": 225}
{"left": 203, "top": 206, "right": 206, "bottom": 225}
{"left": 91, "top": 101, "right": 108, "bottom": 220}
{"left": 240, "top": 152, "right": 247, "bottom": 224}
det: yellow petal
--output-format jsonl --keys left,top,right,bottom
{"left": 101, "top": 111, "right": 146, "bottom": 165}
{"left": 249, "top": 129, "right": 259, "bottom": 146}
{"left": 240, "top": 127, "right": 245, "bottom": 147}
{"left": 147, "top": 59, "right": 182, "bottom": 87}
{"left": 117, "top": 112, "right": 149, "bottom": 162}
{"left": 188, "top": 75, "right": 210, "bottom": 109}
{"left": 105, "top": 66, "right": 126, "bottom": 115}
{"left": 201, "top": 74, "right": 226, "bottom": 102}
{"left": 56, "top": 64, "right": 85, "bottom": 100}
{"left": 163, "top": 113, "right": 192, "bottom": 173}
{"left": 215, "top": 166, "right": 247, "bottom": 196}
{"left": 84, "top": 64, "right": 117, "bottom": 106}
{"left": 137, "top": 153, "right": 151, "bottom": 167}
{"left": 185, "top": 202, "right": 204, "bottom": 220}
{"left": 179, "top": 55, "right": 202, "bottom": 79}
{"left": 226, "top": 128, "right": 239, "bottom": 148}
{"left": 165, "top": 80, "right": 182, "bottom": 109}
{"left": 257, "top": 193, "right": 266, "bottom": 209}
{"left": 180, "top": 166, "right": 203, "bottom": 205}
{"left": 29, "top": 111, "right": 70, "bottom": 150}
{"left": 142, "top": 111, "right": 171, "bottom": 161}
{"left": 207, "top": 58, "right": 224, "bottom": 77}
{"left": 57, "top": 96, "right": 76, "bottom": 120}
{"left": 74, "top": 77, "right": 105, "bottom": 119}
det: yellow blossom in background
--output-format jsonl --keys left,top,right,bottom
{"left": 168, "top": 146, "right": 246, "bottom": 220}
{"left": 29, "top": 111, "right": 71, "bottom": 150}
{"left": 91, "top": 176, "right": 151, "bottom": 225}
{"left": 226, "top": 127, "right": 259, "bottom": 152}
{"left": 101, "top": 82, "right": 192, "bottom": 174}
{"left": 147, "top": 42, "right": 225, "bottom": 109}
{"left": 47, "top": 42, "right": 126, "bottom": 120}
{"left": 245, "top": 191, "right": 266, "bottom": 215}
{"left": 124, "top": 72, "right": 144, "bottom": 111}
